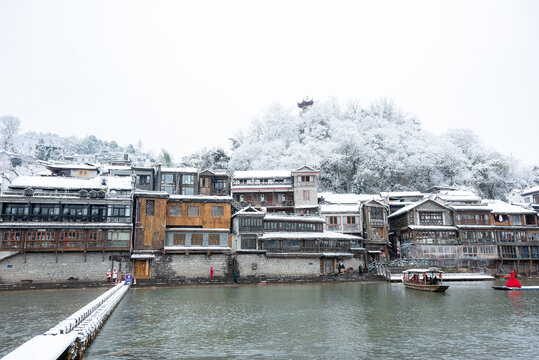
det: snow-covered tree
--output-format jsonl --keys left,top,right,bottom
{"left": 0, "top": 116, "right": 21, "bottom": 151}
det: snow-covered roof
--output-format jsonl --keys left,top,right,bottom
{"left": 435, "top": 190, "right": 481, "bottom": 203}
{"left": 231, "top": 184, "right": 293, "bottom": 190}
{"left": 200, "top": 169, "right": 228, "bottom": 176}
{"left": 487, "top": 200, "right": 536, "bottom": 214}
{"left": 319, "top": 192, "right": 379, "bottom": 204}
{"left": 319, "top": 204, "right": 360, "bottom": 214}
{"left": 9, "top": 175, "right": 133, "bottom": 191}
{"left": 46, "top": 163, "right": 98, "bottom": 170}
{"left": 388, "top": 199, "right": 449, "bottom": 219}
{"left": 232, "top": 206, "right": 265, "bottom": 217}
{"left": 521, "top": 186, "right": 539, "bottom": 196}
{"left": 264, "top": 214, "right": 326, "bottom": 223}
{"left": 160, "top": 167, "right": 197, "bottom": 173}
{"left": 259, "top": 231, "right": 362, "bottom": 240}
{"left": 233, "top": 170, "right": 292, "bottom": 179}
{"left": 0, "top": 222, "right": 132, "bottom": 229}
{"left": 168, "top": 195, "right": 232, "bottom": 202}
{"left": 381, "top": 191, "right": 424, "bottom": 198}
{"left": 103, "top": 165, "right": 132, "bottom": 171}
{"left": 449, "top": 205, "right": 492, "bottom": 212}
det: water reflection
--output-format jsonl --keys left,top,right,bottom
{"left": 84, "top": 282, "right": 538, "bottom": 360}
{"left": 1, "top": 282, "right": 537, "bottom": 360}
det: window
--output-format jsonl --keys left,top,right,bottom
{"left": 187, "top": 206, "right": 199, "bottom": 216}
{"left": 213, "top": 179, "right": 226, "bottom": 190}
{"left": 162, "top": 174, "right": 174, "bottom": 183}
{"left": 303, "top": 190, "right": 310, "bottom": 200}
{"left": 458, "top": 214, "right": 473, "bottom": 224}
{"left": 208, "top": 234, "right": 220, "bottom": 246}
{"left": 499, "top": 231, "right": 515, "bottom": 242}
{"left": 173, "top": 233, "right": 185, "bottom": 245}
{"left": 191, "top": 233, "right": 203, "bottom": 245}
{"left": 170, "top": 206, "right": 182, "bottom": 216}
{"left": 241, "top": 235, "right": 257, "bottom": 249}
{"left": 137, "top": 175, "right": 151, "bottom": 186}
{"left": 107, "top": 230, "right": 130, "bottom": 248}
{"left": 328, "top": 216, "right": 340, "bottom": 225}
{"left": 419, "top": 212, "right": 443, "bottom": 225}
{"left": 212, "top": 206, "right": 224, "bottom": 217}
{"left": 183, "top": 174, "right": 195, "bottom": 185}
{"left": 87, "top": 231, "right": 104, "bottom": 248}
{"left": 161, "top": 174, "right": 174, "bottom": 194}
{"left": 510, "top": 215, "right": 523, "bottom": 225}
{"left": 63, "top": 205, "right": 88, "bottom": 219}
{"left": 110, "top": 205, "right": 129, "bottom": 217}
{"left": 182, "top": 187, "right": 194, "bottom": 195}
{"left": 145, "top": 200, "right": 155, "bottom": 216}
{"left": 200, "top": 178, "right": 208, "bottom": 187}
{"left": 298, "top": 175, "right": 313, "bottom": 185}
{"left": 4, "top": 204, "right": 29, "bottom": 215}
{"left": 1, "top": 230, "right": 22, "bottom": 249}
{"left": 493, "top": 214, "right": 508, "bottom": 222}
{"left": 26, "top": 230, "right": 56, "bottom": 249}
{"left": 370, "top": 207, "right": 384, "bottom": 220}
{"left": 78, "top": 170, "right": 88, "bottom": 176}
{"left": 59, "top": 230, "right": 84, "bottom": 248}
{"left": 408, "top": 213, "right": 414, "bottom": 224}
{"left": 475, "top": 214, "right": 489, "bottom": 225}
{"left": 90, "top": 205, "right": 106, "bottom": 220}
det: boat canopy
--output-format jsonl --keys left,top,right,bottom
{"left": 403, "top": 268, "right": 444, "bottom": 274}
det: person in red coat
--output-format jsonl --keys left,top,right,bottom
{"left": 504, "top": 270, "right": 521, "bottom": 288}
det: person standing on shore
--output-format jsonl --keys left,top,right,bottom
{"left": 113, "top": 268, "right": 118, "bottom": 284}
{"left": 106, "top": 269, "right": 112, "bottom": 283}
{"left": 210, "top": 266, "right": 214, "bottom": 279}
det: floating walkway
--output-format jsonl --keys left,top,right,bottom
{"left": 2, "top": 282, "right": 129, "bottom": 360}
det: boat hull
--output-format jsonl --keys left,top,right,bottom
{"left": 492, "top": 285, "right": 539, "bottom": 291}
{"left": 403, "top": 283, "right": 449, "bottom": 292}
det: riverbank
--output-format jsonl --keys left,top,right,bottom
{"left": 0, "top": 273, "right": 386, "bottom": 291}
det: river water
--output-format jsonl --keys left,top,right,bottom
{"left": 1, "top": 281, "right": 538, "bottom": 359}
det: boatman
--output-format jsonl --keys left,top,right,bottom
{"left": 504, "top": 270, "right": 521, "bottom": 288}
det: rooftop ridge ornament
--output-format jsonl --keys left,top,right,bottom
{"left": 297, "top": 96, "right": 314, "bottom": 110}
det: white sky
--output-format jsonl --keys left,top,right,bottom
{"left": 0, "top": 0, "right": 538, "bottom": 165}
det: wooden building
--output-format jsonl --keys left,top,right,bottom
{"left": 231, "top": 166, "right": 319, "bottom": 214}
{"left": 388, "top": 199, "right": 459, "bottom": 267}
{"left": 450, "top": 204, "right": 499, "bottom": 267}
{"left": 45, "top": 163, "right": 100, "bottom": 178}
{"left": 132, "top": 191, "right": 232, "bottom": 280}
{"left": 487, "top": 201, "right": 539, "bottom": 274}
{"left": 361, "top": 199, "right": 390, "bottom": 261}
{"left": 0, "top": 176, "right": 132, "bottom": 257}
{"left": 380, "top": 191, "right": 425, "bottom": 214}
{"left": 155, "top": 166, "right": 198, "bottom": 195}
{"left": 231, "top": 205, "right": 265, "bottom": 251}
{"left": 198, "top": 169, "right": 230, "bottom": 196}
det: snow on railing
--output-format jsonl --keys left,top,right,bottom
{"left": 3, "top": 282, "right": 130, "bottom": 360}
{"left": 45, "top": 281, "right": 126, "bottom": 336}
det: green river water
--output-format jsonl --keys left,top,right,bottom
{"left": 1, "top": 281, "right": 538, "bottom": 359}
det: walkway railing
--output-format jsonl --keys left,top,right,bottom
{"left": 2, "top": 282, "right": 129, "bottom": 360}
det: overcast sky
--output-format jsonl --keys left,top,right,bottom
{"left": 0, "top": 0, "right": 537, "bottom": 165}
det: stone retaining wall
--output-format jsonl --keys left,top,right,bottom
{"left": 0, "top": 252, "right": 132, "bottom": 284}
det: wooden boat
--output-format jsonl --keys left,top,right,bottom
{"left": 402, "top": 268, "right": 448, "bottom": 292}
{"left": 492, "top": 285, "right": 539, "bottom": 291}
